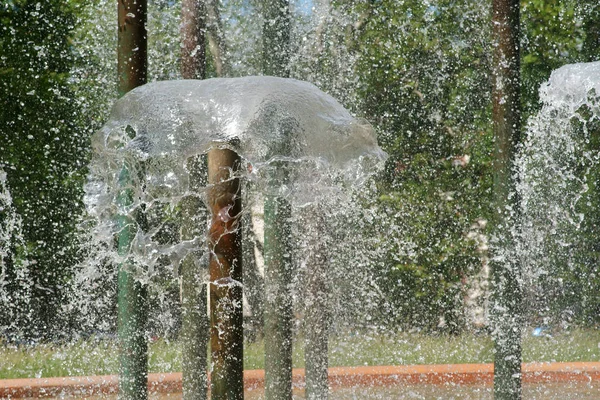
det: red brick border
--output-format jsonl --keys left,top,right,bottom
{"left": 1, "top": 363, "right": 599, "bottom": 398}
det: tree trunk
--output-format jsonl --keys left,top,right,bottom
{"left": 207, "top": 0, "right": 229, "bottom": 77}
{"left": 118, "top": 0, "right": 147, "bottom": 97}
{"left": 262, "top": 0, "right": 291, "bottom": 77}
{"left": 491, "top": 0, "right": 522, "bottom": 399}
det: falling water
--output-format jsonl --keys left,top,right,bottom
{"left": 5, "top": 1, "right": 600, "bottom": 399}
{"left": 519, "top": 61, "right": 600, "bottom": 327}
{"left": 69, "top": 76, "right": 386, "bottom": 356}
{"left": 0, "top": 170, "right": 33, "bottom": 342}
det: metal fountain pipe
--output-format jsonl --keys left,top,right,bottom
{"left": 262, "top": 1, "right": 296, "bottom": 399}
{"left": 491, "top": 0, "right": 523, "bottom": 399}
{"left": 180, "top": 158, "right": 209, "bottom": 400}
{"left": 208, "top": 146, "right": 244, "bottom": 400}
{"left": 117, "top": 1, "right": 148, "bottom": 399}
{"left": 180, "top": 1, "right": 209, "bottom": 399}
{"left": 263, "top": 164, "right": 294, "bottom": 400}
{"left": 116, "top": 162, "right": 148, "bottom": 400}
{"left": 304, "top": 206, "right": 330, "bottom": 400}
{"left": 118, "top": 0, "right": 147, "bottom": 97}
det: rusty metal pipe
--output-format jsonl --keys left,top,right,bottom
{"left": 208, "top": 147, "right": 244, "bottom": 400}
{"left": 118, "top": 0, "right": 147, "bottom": 97}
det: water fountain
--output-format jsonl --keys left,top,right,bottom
{"left": 4, "top": 1, "right": 600, "bottom": 400}
{"left": 519, "top": 61, "right": 600, "bottom": 327}
{"left": 86, "top": 76, "right": 385, "bottom": 399}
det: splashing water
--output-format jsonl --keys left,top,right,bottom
{"left": 8, "top": 3, "right": 600, "bottom": 397}
{"left": 87, "top": 76, "right": 384, "bottom": 263}
{"left": 72, "top": 76, "right": 386, "bottom": 342}
{"left": 519, "top": 61, "right": 600, "bottom": 325}
{"left": 0, "top": 170, "right": 33, "bottom": 342}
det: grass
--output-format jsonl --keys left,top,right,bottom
{"left": 2, "top": 329, "right": 600, "bottom": 379}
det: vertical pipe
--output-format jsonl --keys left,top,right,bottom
{"left": 264, "top": 179, "right": 293, "bottom": 400}
{"left": 180, "top": 2, "right": 208, "bottom": 399}
{"left": 262, "top": 0, "right": 291, "bottom": 77}
{"left": 262, "top": 1, "right": 293, "bottom": 399}
{"left": 304, "top": 207, "right": 329, "bottom": 400}
{"left": 491, "top": 0, "right": 522, "bottom": 399}
{"left": 117, "top": 1, "right": 148, "bottom": 399}
{"left": 181, "top": 0, "right": 206, "bottom": 80}
{"left": 206, "top": 0, "right": 229, "bottom": 77}
{"left": 118, "top": 0, "right": 147, "bottom": 97}
{"left": 208, "top": 147, "right": 244, "bottom": 400}
{"left": 116, "top": 163, "right": 148, "bottom": 400}
{"left": 180, "top": 157, "right": 209, "bottom": 400}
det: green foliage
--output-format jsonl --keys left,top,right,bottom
{"left": 580, "top": 2, "right": 600, "bottom": 61}
{"left": 346, "top": 0, "right": 494, "bottom": 332}
{"left": 338, "top": 0, "right": 600, "bottom": 332}
{"left": 521, "top": 0, "right": 582, "bottom": 118}
{"left": 0, "top": 0, "right": 88, "bottom": 340}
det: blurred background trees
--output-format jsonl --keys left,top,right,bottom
{"left": 1, "top": 0, "right": 600, "bottom": 340}
{"left": 0, "top": 0, "right": 88, "bottom": 340}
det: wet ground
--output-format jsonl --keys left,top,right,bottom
{"left": 29, "top": 381, "right": 600, "bottom": 399}
{"left": 318, "top": 382, "right": 600, "bottom": 399}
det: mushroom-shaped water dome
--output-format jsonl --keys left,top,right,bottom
{"left": 85, "top": 77, "right": 386, "bottom": 266}
{"left": 94, "top": 77, "right": 384, "bottom": 166}
{"left": 89, "top": 77, "right": 385, "bottom": 208}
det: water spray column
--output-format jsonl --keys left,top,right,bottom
{"left": 208, "top": 146, "right": 244, "bottom": 400}
{"left": 180, "top": 2, "right": 209, "bottom": 399}
{"left": 491, "top": 0, "right": 523, "bottom": 399}
{"left": 117, "top": 1, "right": 148, "bottom": 399}
{"left": 262, "top": 1, "right": 294, "bottom": 399}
